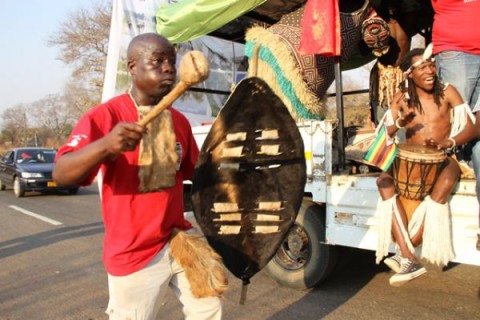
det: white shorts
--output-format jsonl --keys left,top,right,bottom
{"left": 105, "top": 244, "right": 222, "bottom": 320}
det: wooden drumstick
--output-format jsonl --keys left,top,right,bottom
{"left": 138, "top": 50, "right": 209, "bottom": 127}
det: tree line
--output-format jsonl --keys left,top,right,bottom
{"left": 0, "top": 0, "right": 111, "bottom": 148}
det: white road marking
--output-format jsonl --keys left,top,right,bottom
{"left": 9, "top": 205, "right": 63, "bottom": 226}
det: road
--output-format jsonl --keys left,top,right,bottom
{"left": 0, "top": 184, "right": 479, "bottom": 320}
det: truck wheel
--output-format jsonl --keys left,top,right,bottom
{"left": 13, "top": 177, "right": 25, "bottom": 198}
{"left": 265, "top": 199, "right": 338, "bottom": 289}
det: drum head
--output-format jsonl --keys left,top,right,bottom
{"left": 396, "top": 144, "right": 446, "bottom": 162}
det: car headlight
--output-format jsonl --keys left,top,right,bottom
{"left": 21, "top": 172, "right": 44, "bottom": 178}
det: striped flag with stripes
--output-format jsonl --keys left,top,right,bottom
{"left": 364, "top": 126, "right": 397, "bottom": 171}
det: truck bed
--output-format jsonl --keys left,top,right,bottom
{"left": 193, "top": 119, "right": 480, "bottom": 266}
{"left": 323, "top": 174, "right": 479, "bottom": 266}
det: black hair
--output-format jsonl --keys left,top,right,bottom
{"left": 399, "top": 48, "right": 445, "bottom": 113}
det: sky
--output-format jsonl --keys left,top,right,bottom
{"left": 0, "top": 0, "right": 98, "bottom": 113}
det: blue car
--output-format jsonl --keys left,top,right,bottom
{"left": 0, "top": 147, "right": 79, "bottom": 197}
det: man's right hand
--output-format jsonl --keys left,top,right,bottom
{"left": 105, "top": 122, "right": 146, "bottom": 155}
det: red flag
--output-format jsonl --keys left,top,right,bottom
{"left": 299, "top": 0, "right": 341, "bottom": 56}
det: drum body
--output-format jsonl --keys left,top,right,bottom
{"left": 392, "top": 144, "right": 446, "bottom": 220}
{"left": 393, "top": 144, "right": 446, "bottom": 201}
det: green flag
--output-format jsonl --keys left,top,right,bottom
{"left": 156, "top": 0, "right": 267, "bottom": 43}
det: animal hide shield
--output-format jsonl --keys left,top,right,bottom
{"left": 191, "top": 77, "right": 306, "bottom": 286}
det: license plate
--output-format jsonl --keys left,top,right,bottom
{"left": 47, "top": 181, "right": 57, "bottom": 187}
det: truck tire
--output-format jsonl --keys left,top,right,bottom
{"left": 265, "top": 199, "right": 338, "bottom": 289}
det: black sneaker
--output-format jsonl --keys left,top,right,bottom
{"left": 384, "top": 253, "right": 402, "bottom": 273}
{"left": 389, "top": 258, "right": 426, "bottom": 287}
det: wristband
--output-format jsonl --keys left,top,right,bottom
{"left": 395, "top": 118, "right": 404, "bottom": 129}
{"left": 448, "top": 137, "right": 456, "bottom": 149}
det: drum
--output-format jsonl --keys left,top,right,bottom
{"left": 393, "top": 144, "right": 446, "bottom": 221}
{"left": 393, "top": 144, "right": 446, "bottom": 201}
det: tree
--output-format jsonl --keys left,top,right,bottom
{"left": 30, "top": 94, "right": 76, "bottom": 147}
{"left": 1, "top": 104, "right": 32, "bottom": 146}
{"left": 47, "top": 0, "right": 111, "bottom": 110}
{"left": 63, "top": 80, "right": 99, "bottom": 118}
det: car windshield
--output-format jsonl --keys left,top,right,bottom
{"left": 16, "top": 149, "right": 56, "bottom": 164}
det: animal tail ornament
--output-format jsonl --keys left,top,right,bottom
{"left": 408, "top": 196, "right": 454, "bottom": 266}
{"left": 169, "top": 229, "right": 229, "bottom": 298}
{"left": 376, "top": 195, "right": 415, "bottom": 264}
{"left": 376, "top": 195, "right": 454, "bottom": 267}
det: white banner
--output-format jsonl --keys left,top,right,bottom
{"left": 102, "top": 0, "right": 246, "bottom": 126}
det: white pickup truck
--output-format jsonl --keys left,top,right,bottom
{"left": 191, "top": 119, "right": 480, "bottom": 290}
{"left": 105, "top": 0, "right": 480, "bottom": 290}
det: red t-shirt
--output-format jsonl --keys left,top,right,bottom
{"left": 432, "top": 0, "right": 480, "bottom": 54}
{"left": 56, "top": 94, "right": 199, "bottom": 276}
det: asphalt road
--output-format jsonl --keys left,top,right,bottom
{"left": 0, "top": 184, "right": 479, "bottom": 320}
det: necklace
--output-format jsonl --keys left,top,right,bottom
{"left": 128, "top": 90, "right": 155, "bottom": 109}
{"left": 128, "top": 90, "right": 155, "bottom": 124}
{"left": 128, "top": 90, "right": 141, "bottom": 109}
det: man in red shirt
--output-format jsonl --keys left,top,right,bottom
{"left": 53, "top": 33, "right": 222, "bottom": 319}
{"left": 432, "top": 0, "right": 480, "bottom": 250}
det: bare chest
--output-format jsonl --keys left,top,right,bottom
{"left": 405, "top": 104, "right": 451, "bottom": 142}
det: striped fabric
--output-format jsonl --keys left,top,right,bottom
{"left": 364, "top": 126, "right": 397, "bottom": 171}
{"left": 244, "top": 41, "right": 323, "bottom": 120}
{"left": 244, "top": 26, "right": 326, "bottom": 120}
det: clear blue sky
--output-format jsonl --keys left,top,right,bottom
{"left": 0, "top": 0, "right": 100, "bottom": 113}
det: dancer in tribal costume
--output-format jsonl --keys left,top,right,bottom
{"left": 374, "top": 45, "right": 476, "bottom": 286}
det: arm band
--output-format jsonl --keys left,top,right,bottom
{"left": 395, "top": 118, "right": 404, "bottom": 129}
{"left": 448, "top": 137, "right": 456, "bottom": 148}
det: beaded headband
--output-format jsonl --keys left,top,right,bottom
{"left": 403, "top": 43, "right": 434, "bottom": 101}
{"left": 404, "top": 43, "right": 434, "bottom": 76}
